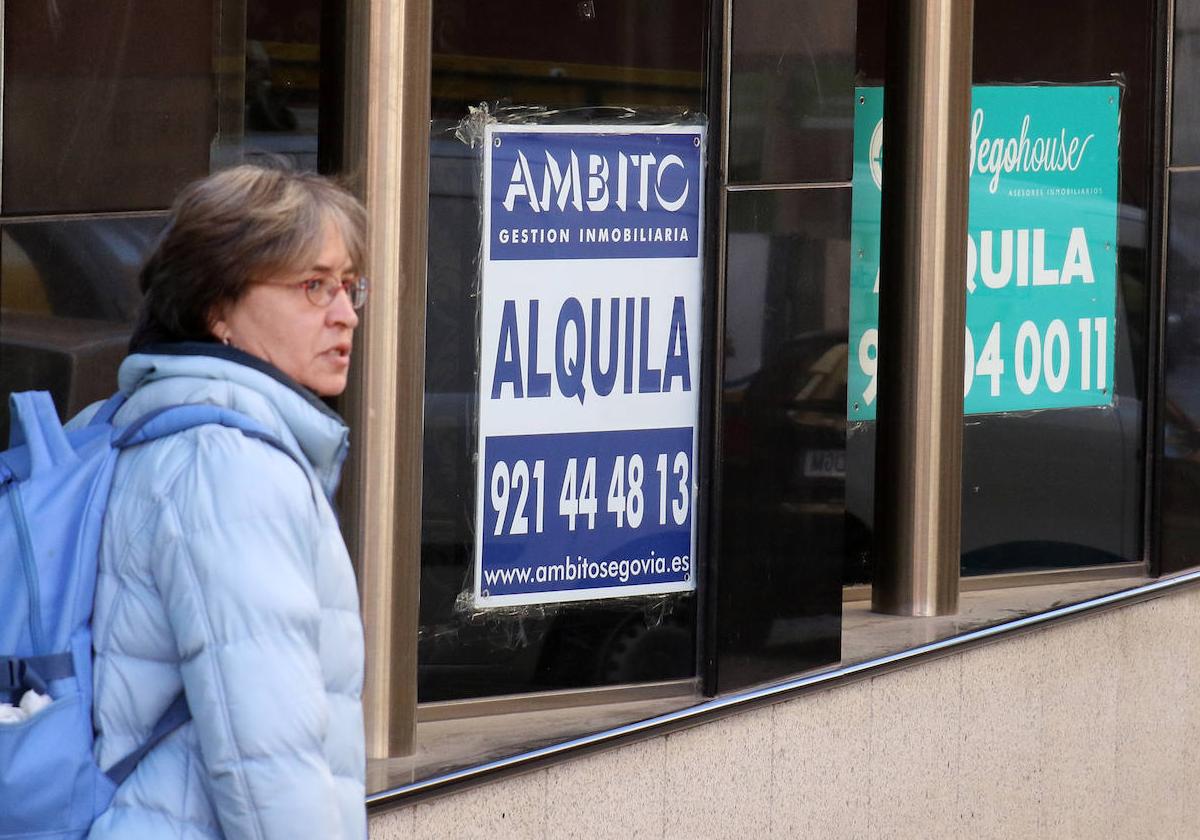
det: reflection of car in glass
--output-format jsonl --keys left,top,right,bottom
{"left": 0, "top": 313, "right": 131, "bottom": 442}
{"left": 0, "top": 218, "right": 163, "bottom": 442}
{"left": 722, "top": 331, "right": 863, "bottom": 587}
{"left": 725, "top": 315, "right": 1142, "bottom": 587}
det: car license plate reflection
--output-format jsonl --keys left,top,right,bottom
{"left": 802, "top": 449, "right": 846, "bottom": 479}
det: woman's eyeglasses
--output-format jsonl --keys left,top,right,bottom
{"left": 298, "top": 275, "right": 370, "bottom": 309}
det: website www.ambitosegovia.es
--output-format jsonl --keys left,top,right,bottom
{"left": 482, "top": 551, "right": 691, "bottom": 588}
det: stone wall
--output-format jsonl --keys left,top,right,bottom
{"left": 370, "top": 586, "right": 1200, "bottom": 839}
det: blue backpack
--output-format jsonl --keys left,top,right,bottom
{"left": 0, "top": 390, "right": 289, "bottom": 839}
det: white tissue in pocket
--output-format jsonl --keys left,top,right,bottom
{"left": 0, "top": 690, "right": 52, "bottom": 724}
{"left": 19, "top": 690, "right": 51, "bottom": 718}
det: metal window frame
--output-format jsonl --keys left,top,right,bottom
{"left": 0, "top": 0, "right": 6, "bottom": 211}
{"left": 340, "top": 0, "right": 430, "bottom": 759}
{"left": 1146, "top": 0, "right": 1175, "bottom": 577}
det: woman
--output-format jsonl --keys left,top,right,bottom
{"left": 87, "top": 166, "right": 368, "bottom": 839}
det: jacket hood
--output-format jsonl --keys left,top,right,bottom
{"left": 116, "top": 342, "right": 350, "bottom": 498}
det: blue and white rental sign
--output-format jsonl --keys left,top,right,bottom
{"left": 475, "top": 124, "right": 704, "bottom": 607}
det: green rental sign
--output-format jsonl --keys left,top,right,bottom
{"left": 848, "top": 85, "right": 1121, "bottom": 419}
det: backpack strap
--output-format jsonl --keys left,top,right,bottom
{"left": 88, "top": 392, "right": 128, "bottom": 427}
{"left": 0, "top": 653, "right": 75, "bottom": 699}
{"left": 104, "top": 692, "right": 191, "bottom": 787}
{"left": 7, "top": 392, "right": 76, "bottom": 474}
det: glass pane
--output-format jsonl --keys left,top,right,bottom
{"left": 1173, "top": 0, "right": 1200, "bottom": 166}
{"left": 420, "top": 125, "right": 700, "bottom": 702}
{"left": 716, "top": 186, "right": 850, "bottom": 692}
{"left": 430, "top": 0, "right": 705, "bottom": 120}
{"left": 849, "top": 0, "right": 1153, "bottom": 576}
{"left": 243, "top": 0, "right": 324, "bottom": 170}
{"left": 3, "top": 0, "right": 327, "bottom": 216}
{"left": 1, "top": 1, "right": 334, "bottom": 429}
{"left": 728, "top": 0, "right": 856, "bottom": 185}
{"left": 1160, "top": 170, "right": 1200, "bottom": 572}
{"left": 420, "top": 0, "right": 708, "bottom": 702}
{"left": 0, "top": 216, "right": 166, "bottom": 440}
{"left": 971, "top": 1, "right": 1151, "bottom": 572}
{"left": 3, "top": 2, "right": 215, "bottom": 214}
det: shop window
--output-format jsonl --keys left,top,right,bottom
{"left": 362, "top": 0, "right": 1190, "bottom": 806}
{"left": 0, "top": 0, "right": 333, "bottom": 436}
{"left": 3, "top": 1, "right": 213, "bottom": 215}
{"left": 364, "top": 0, "right": 1187, "bottom": 809}
{"left": 850, "top": 0, "right": 1154, "bottom": 578}
{"left": 419, "top": 0, "right": 708, "bottom": 702}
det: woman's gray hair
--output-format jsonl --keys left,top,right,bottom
{"left": 129, "top": 165, "right": 368, "bottom": 350}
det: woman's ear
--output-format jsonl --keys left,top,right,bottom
{"left": 208, "top": 306, "right": 232, "bottom": 346}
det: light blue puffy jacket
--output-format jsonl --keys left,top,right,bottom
{"left": 84, "top": 345, "right": 366, "bottom": 840}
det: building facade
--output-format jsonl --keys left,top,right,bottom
{"left": 2, "top": 0, "right": 1199, "bottom": 835}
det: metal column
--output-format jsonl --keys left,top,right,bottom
{"left": 871, "top": 0, "right": 974, "bottom": 616}
{"left": 343, "top": 0, "right": 431, "bottom": 757}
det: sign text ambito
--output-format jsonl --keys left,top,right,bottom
{"left": 476, "top": 125, "right": 704, "bottom": 607}
{"left": 848, "top": 86, "right": 1121, "bottom": 419}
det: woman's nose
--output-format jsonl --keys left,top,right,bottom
{"left": 327, "top": 287, "right": 360, "bottom": 329}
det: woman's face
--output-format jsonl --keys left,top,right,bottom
{"left": 212, "top": 222, "right": 360, "bottom": 397}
